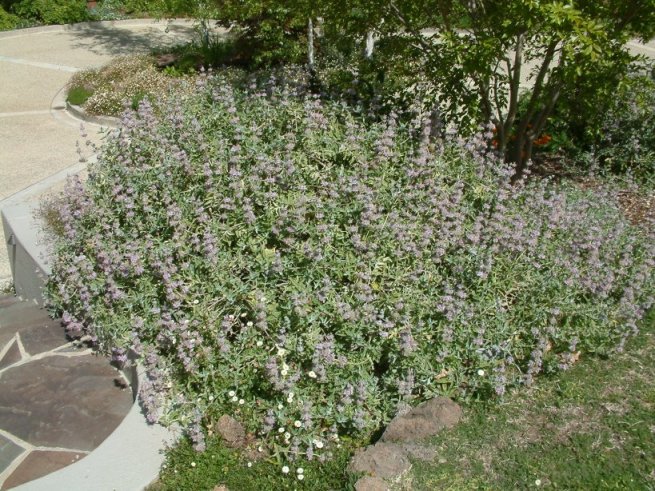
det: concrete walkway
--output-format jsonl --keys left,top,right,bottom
{"left": 0, "top": 19, "right": 199, "bottom": 287}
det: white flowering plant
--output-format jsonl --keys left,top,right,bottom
{"left": 67, "top": 55, "right": 192, "bottom": 117}
{"left": 45, "top": 69, "right": 655, "bottom": 468}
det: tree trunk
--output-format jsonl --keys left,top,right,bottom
{"left": 308, "top": 18, "right": 315, "bottom": 70}
{"left": 365, "top": 30, "right": 375, "bottom": 59}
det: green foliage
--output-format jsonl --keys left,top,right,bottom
{"left": 67, "top": 85, "right": 93, "bottom": 106}
{"left": 113, "top": 0, "right": 200, "bottom": 17}
{"left": 0, "top": 5, "right": 19, "bottom": 29}
{"left": 592, "top": 74, "right": 655, "bottom": 180}
{"left": 129, "top": 90, "right": 149, "bottom": 110}
{"left": 568, "top": 73, "right": 655, "bottom": 183}
{"left": 313, "top": 30, "right": 426, "bottom": 116}
{"left": 160, "top": 31, "right": 244, "bottom": 72}
{"left": 12, "top": 0, "right": 88, "bottom": 24}
{"left": 411, "top": 309, "right": 655, "bottom": 490}
{"left": 87, "top": 0, "right": 127, "bottom": 21}
{"left": 303, "top": 0, "right": 655, "bottom": 171}
{"left": 178, "top": 0, "right": 655, "bottom": 169}
{"left": 150, "top": 434, "right": 358, "bottom": 490}
{"left": 204, "top": 1, "right": 312, "bottom": 66}
{"left": 542, "top": 68, "right": 655, "bottom": 182}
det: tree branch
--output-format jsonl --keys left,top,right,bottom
{"left": 502, "top": 33, "right": 524, "bottom": 140}
{"left": 514, "top": 39, "right": 559, "bottom": 149}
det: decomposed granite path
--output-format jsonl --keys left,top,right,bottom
{"left": 0, "top": 18, "right": 200, "bottom": 287}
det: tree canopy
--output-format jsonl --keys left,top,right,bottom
{"left": 165, "top": 0, "right": 655, "bottom": 168}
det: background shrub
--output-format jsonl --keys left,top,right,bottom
{"left": 12, "top": 0, "right": 88, "bottom": 25}
{"left": 585, "top": 74, "right": 655, "bottom": 182}
{"left": 67, "top": 85, "right": 93, "bottom": 106}
{"left": 46, "top": 72, "right": 655, "bottom": 468}
{"left": 0, "top": 5, "right": 19, "bottom": 30}
{"left": 87, "top": 0, "right": 127, "bottom": 21}
{"left": 544, "top": 69, "right": 655, "bottom": 183}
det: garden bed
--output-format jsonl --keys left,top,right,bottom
{"left": 42, "top": 66, "right": 655, "bottom": 487}
{"left": 65, "top": 54, "right": 195, "bottom": 117}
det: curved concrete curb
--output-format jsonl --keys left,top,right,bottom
{"left": 66, "top": 101, "right": 121, "bottom": 128}
{"left": 13, "top": 361, "right": 179, "bottom": 491}
{"left": 1, "top": 163, "right": 179, "bottom": 491}
{"left": 50, "top": 84, "right": 120, "bottom": 129}
{"left": 0, "top": 161, "right": 87, "bottom": 303}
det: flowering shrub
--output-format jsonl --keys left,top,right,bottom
{"left": 87, "top": 0, "right": 127, "bottom": 21}
{"left": 67, "top": 55, "right": 191, "bottom": 116}
{"left": 45, "top": 72, "right": 655, "bottom": 467}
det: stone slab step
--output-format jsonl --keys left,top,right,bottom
{"left": 0, "top": 339, "right": 21, "bottom": 370}
{"left": 0, "top": 301, "right": 50, "bottom": 331}
{"left": 0, "top": 355, "right": 133, "bottom": 452}
{"left": 0, "top": 296, "right": 20, "bottom": 309}
{"left": 16, "top": 319, "right": 69, "bottom": 356}
{"left": 0, "top": 302, "right": 58, "bottom": 354}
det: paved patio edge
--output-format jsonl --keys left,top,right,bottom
{"left": 12, "top": 362, "right": 179, "bottom": 491}
{"left": 1, "top": 163, "right": 179, "bottom": 491}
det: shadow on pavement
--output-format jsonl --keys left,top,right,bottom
{"left": 64, "top": 21, "right": 198, "bottom": 56}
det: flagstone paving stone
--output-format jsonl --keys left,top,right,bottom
{"left": 0, "top": 296, "right": 134, "bottom": 488}
{"left": 0, "top": 297, "right": 18, "bottom": 309}
{"left": 0, "top": 301, "right": 67, "bottom": 357}
{"left": 16, "top": 320, "right": 68, "bottom": 356}
{"left": 0, "top": 302, "right": 49, "bottom": 335}
{"left": 0, "top": 340, "right": 21, "bottom": 370}
{"left": 0, "top": 435, "right": 23, "bottom": 479}
{"left": 0, "top": 355, "right": 132, "bottom": 451}
{"left": 0, "top": 450, "right": 84, "bottom": 490}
